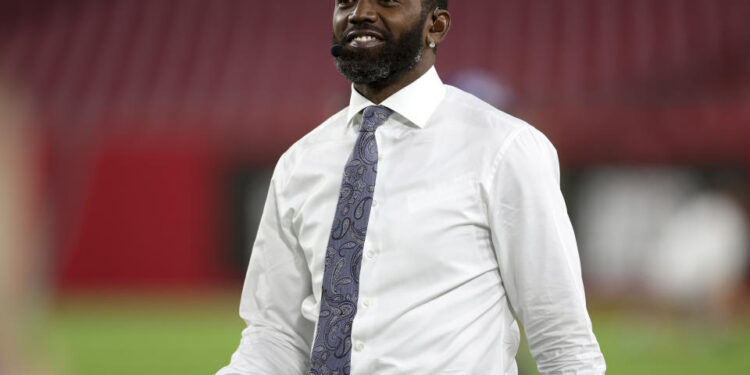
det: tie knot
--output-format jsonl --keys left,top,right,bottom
{"left": 360, "top": 105, "right": 393, "bottom": 132}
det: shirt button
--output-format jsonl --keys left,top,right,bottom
{"left": 378, "top": 153, "right": 384, "bottom": 161}
{"left": 366, "top": 250, "right": 376, "bottom": 259}
{"left": 362, "top": 298, "right": 372, "bottom": 308}
{"left": 371, "top": 199, "right": 378, "bottom": 207}
{"left": 354, "top": 341, "right": 365, "bottom": 352}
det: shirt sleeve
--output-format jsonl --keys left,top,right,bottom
{"left": 485, "top": 127, "right": 606, "bottom": 374}
{"left": 217, "top": 153, "right": 315, "bottom": 375}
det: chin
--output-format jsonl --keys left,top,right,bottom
{"left": 335, "top": 61, "right": 391, "bottom": 85}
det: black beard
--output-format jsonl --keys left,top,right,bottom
{"left": 333, "top": 19, "right": 425, "bottom": 85}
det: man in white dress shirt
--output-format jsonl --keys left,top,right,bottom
{"left": 218, "top": 0, "right": 605, "bottom": 373}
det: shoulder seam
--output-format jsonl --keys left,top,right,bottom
{"left": 487, "top": 125, "right": 530, "bottom": 181}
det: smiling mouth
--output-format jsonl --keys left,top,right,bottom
{"left": 347, "top": 33, "right": 384, "bottom": 48}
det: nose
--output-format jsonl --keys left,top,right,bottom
{"left": 349, "top": 0, "right": 377, "bottom": 23}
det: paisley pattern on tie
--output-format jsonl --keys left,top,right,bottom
{"left": 310, "top": 105, "right": 393, "bottom": 375}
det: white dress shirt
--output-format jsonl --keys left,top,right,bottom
{"left": 217, "top": 67, "right": 606, "bottom": 375}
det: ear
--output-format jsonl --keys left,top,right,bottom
{"left": 427, "top": 9, "right": 451, "bottom": 45}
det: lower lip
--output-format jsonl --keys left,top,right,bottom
{"left": 349, "top": 39, "right": 384, "bottom": 48}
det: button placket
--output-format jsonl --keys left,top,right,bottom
{"left": 365, "top": 249, "right": 378, "bottom": 260}
{"left": 361, "top": 297, "right": 373, "bottom": 309}
{"left": 354, "top": 341, "right": 365, "bottom": 352}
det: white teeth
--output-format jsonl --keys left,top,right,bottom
{"left": 354, "top": 36, "right": 376, "bottom": 42}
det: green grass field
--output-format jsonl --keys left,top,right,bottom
{"left": 40, "top": 291, "right": 750, "bottom": 375}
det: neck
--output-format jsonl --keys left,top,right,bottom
{"left": 353, "top": 54, "right": 435, "bottom": 104}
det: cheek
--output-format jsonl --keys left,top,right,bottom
{"left": 332, "top": 13, "right": 348, "bottom": 34}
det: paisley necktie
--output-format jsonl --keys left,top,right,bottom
{"left": 310, "top": 105, "right": 393, "bottom": 375}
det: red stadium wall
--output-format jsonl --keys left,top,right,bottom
{"left": 55, "top": 135, "right": 229, "bottom": 289}
{"left": 2, "top": 0, "right": 748, "bottom": 290}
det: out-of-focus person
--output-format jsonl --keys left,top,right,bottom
{"left": 645, "top": 172, "right": 749, "bottom": 319}
{"left": 0, "top": 78, "right": 52, "bottom": 374}
{"left": 576, "top": 167, "right": 749, "bottom": 319}
{"left": 576, "top": 168, "right": 696, "bottom": 295}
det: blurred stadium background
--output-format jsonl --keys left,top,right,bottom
{"left": 1, "top": 0, "right": 750, "bottom": 374}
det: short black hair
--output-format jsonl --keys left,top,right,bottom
{"left": 423, "top": 0, "right": 448, "bottom": 12}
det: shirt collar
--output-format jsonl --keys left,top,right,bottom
{"left": 346, "top": 66, "right": 446, "bottom": 129}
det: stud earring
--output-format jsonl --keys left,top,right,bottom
{"left": 428, "top": 41, "right": 436, "bottom": 48}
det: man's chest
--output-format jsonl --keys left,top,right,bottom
{"left": 284, "top": 132, "right": 497, "bottom": 290}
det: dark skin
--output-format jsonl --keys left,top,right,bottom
{"left": 333, "top": 0, "right": 451, "bottom": 104}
